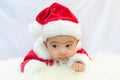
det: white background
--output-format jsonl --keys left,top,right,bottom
{"left": 0, "top": 0, "right": 120, "bottom": 60}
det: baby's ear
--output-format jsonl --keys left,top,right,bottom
{"left": 44, "top": 41, "right": 47, "bottom": 48}
{"left": 77, "top": 40, "right": 79, "bottom": 43}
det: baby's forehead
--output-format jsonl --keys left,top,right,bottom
{"left": 48, "top": 35, "right": 77, "bottom": 39}
{"left": 46, "top": 35, "right": 78, "bottom": 43}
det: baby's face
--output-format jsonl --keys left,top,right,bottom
{"left": 44, "top": 36, "right": 79, "bottom": 62}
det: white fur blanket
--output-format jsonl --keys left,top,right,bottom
{"left": 0, "top": 53, "right": 120, "bottom": 80}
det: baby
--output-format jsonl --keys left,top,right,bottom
{"left": 21, "top": 2, "right": 91, "bottom": 73}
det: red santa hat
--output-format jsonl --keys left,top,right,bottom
{"left": 29, "top": 2, "right": 81, "bottom": 41}
{"left": 29, "top": 2, "right": 82, "bottom": 59}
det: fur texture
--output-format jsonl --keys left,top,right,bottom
{"left": 0, "top": 53, "right": 120, "bottom": 80}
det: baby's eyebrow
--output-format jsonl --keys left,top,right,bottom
{"left": 50, "top": 41, "right": 60, "bottom": 44}
{"left": 50, "top": 41, "right": 74, "bottom": 44}
{"left": 65, "top": 41, "right": 74, "bottom": 43}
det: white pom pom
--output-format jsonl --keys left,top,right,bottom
{"left": 28, "top": 21, "right": 42, "bottom": 37}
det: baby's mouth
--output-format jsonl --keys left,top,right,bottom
{"left": 58, "top": 57, "right": 68, "bottom": 62}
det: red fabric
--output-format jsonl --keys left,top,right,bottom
{"left": 36, "top": 2, "right": 78, "bottom": 25}
{"left": 20, "top": 50, "right": 54, "bottom": 72}
{"left": 77, "top": 48, "right": 92, "bottom": 60}
{"left": 21, "top": 48, "right": 90, "bottom": 73}
{"left": 77, "top": 48, "right": 88, "bottom": 56}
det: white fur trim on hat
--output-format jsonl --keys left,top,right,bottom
{"left": 42, "top": 20, "right": 81, "bottom": 41}
{"left": 28, "top": 21, "right": 42, "bottom": 37}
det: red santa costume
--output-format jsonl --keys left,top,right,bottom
{"left": 21, "top": 2, "right": 91, "bottom": 73}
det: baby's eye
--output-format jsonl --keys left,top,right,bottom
{"left": 66, "top": 44, "right": 72, "bottom": 48}
{"left": 52, "top": 45, "right": 58, "bottom": 48}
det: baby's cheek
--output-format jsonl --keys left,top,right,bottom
{"left": 68, "top": 51, "right": 75, "bottom": 57}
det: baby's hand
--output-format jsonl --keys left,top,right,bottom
{"left": 72, "top": 62, "right": 85, "bottom": 72}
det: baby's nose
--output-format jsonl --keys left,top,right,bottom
{"left": 59, "top": 49, "right": 67, "bottom": 55}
